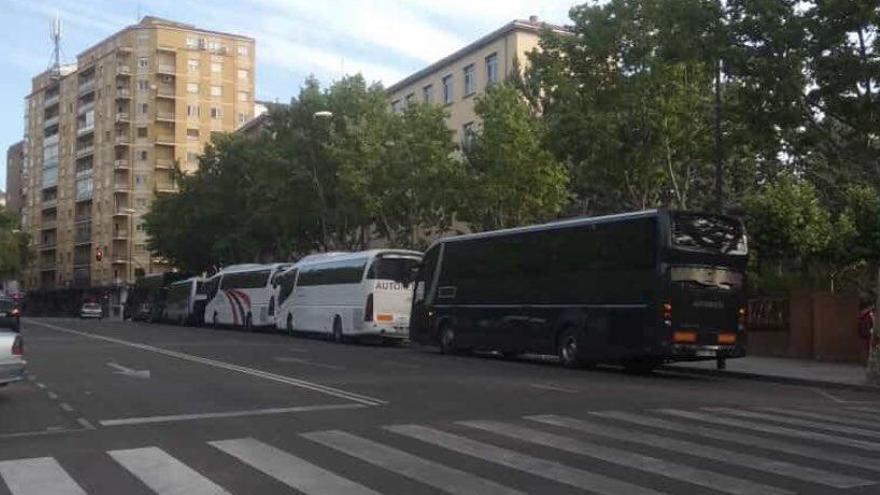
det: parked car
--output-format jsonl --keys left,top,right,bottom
{"left": 0, "top": 331, "right": 24, "bottom": 387}
{"left": 0, "top": 298, "right": 20, "bottom": 332}
{"left": 80, "top": 302, "right": 103, "bottom": 319}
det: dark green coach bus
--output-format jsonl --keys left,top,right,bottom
{"left": 409, "top": 210, "right": 748, "bottom": 372}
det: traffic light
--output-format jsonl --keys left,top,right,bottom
{"left": 96, "top": 247, "right": 104, "bottom": 262}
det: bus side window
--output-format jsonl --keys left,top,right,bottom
{"left": 418, "top": 245, "right": 441, "bottom": 303}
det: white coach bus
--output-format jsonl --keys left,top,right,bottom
{"left": 274, "top": 250, "right": 422, "bottom": 342}
{"left": 164, "top": 276, "right": 206, "bottom": 326}
{"left": 203, "top": 263, "right": 291, "bottom": 330}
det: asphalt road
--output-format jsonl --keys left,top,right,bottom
{"left": 2, "top": 317, "right": 880, "bottom": 494}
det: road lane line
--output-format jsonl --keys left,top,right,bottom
{"left": 756, "top": 407, "right": 880, "bottom": 430}
{"left": 26, "top": 318, "right": 386, "bottom": 406}
{"left": 592, "top": 410, "right": 880, "bottom": 473}
{"left": 35, "top": 382, "right": 46, "bottom": 389}
{"left": 387, "top": 424, "right": 666, "bottom": 495}
{"left": 76, "top": 418, "right": 96, "bottom": 430}
{"left": 210, "top": 437, "right": 378, "bottom": 495}
{"left": 273, "top": 356, "right": 345, "bottom": 370}
{"left": 99, "top": 403, "right": 365, "bottom": 426}
{"left": 58, "top": 403, "right": 74, "bottom": 412}
{"left": 379, "top": 361, "right": 421, "bottom": 369}
{"left": 109, "top": 446, "right": 230, "bottom": 495}
{"left": 659, "top": 409, "right": 880, "bottom": 452}
{"left": 707, "top": 407, "right": 880, "bottom": 439}
{"left": 529, "top": 383, "right": 578, "bottom": 393}
{"left": 47, "top": 392, "right": 58, "bottom": 400}
{"left": 303, "top": 430, "right": 524, "bottom": 495}
{"left": 528, "top": 414, "right": 872, "bottom": 489}
{"left": 0, "top": 457, "right": 86, "bottom": 495}
{"left": 463, "top": 420, "right": 793, "bottom": 495}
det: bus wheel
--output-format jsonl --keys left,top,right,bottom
{"left": 244, "top": 314, "right": 254, "bottom": 332}
{"left": 439, "top": 326, "right": 458, "bottom": 355}
{"left": 333, "top": 317, "right": 344, "bottom": 343}
{"left": 558, "top": 328, "right": 583, "bottom": 368}
{"left": 286, "top": 314, "right": 294, "bottom": 336}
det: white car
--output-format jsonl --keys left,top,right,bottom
{"left": 0, "top": 331, "right": 24, "bottom": 387}
{"left": 80, "top": 302, "right": 103, "bottom": 319}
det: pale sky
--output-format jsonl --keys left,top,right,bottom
{"left": 0, "top": 0, "right": 575, "bottom": 190}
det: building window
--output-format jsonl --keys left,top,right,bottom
{"left": 391, "top": 100, "right": 403, "bottom": 114}
{"left": 210, "top": 107, "right": 222, "bottom": 119}
{"left": 186, "top": 37, "right": 198, "bottom": 49}
{"left": 137, "top": 127, "right": 148, "bottom": 138}
{"left": 187, "top": 104, "right": 199, "bottom": 117}
{"left": 462, "top": 122, "right": 475, "bottom": 148}
{"left": 138, "top": 57, "right": 149, "bottom": 69}
{"left": 187, "top": 129, "right": 200, "bottom": 140}
{"left": 187, "top": 83, "right": 198, "bottom": 94}
{"left": 137, "top": 80, "right": 150, "bottom": 91}
{"left": 422, "top": 84, "right": 433, "bottom": 104}
{"left": 237, "top": 91, "right": 248, "bottom": 102}
{"left": 237, "top": 69, "right": 248, "bottom": 80}
{"left": 237, "top": 112, "right": 246, "bottom": 124}
{"left": 135, "top": 174, "right": 146, "bottom": 186}
{"left": 237, "top": 45, "right": 248, "bottom": 56}
{"left": 405, "top": 93, "right": 415, "bottom": 108}
{"left": 442, "top": 75, "right": 453, "bottom": 104}
{"left": 486, "top": 53, "right": 499, "bottom": 86}
{"left": 188, "top": 59, "right": 199, "bottom": 72}
{"left": 141, "top": 103, "right": 148, "bottom": 114}
{"left": 463, "top": 64, "right": 476, "bottom": 96}
{"left": 211, "top": 62, "right": 222, "bottom": 73}
{"left": 210, "top": 85, "right": 222, "bottom": 97}
{"left": 139, "top": 150, "right": 148, "bottom": 161}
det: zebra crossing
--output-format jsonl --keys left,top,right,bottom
{"left": 3, "top": 403, "right": 880, "bottom": 494}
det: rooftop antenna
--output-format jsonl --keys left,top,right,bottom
{"left": 49, "top": 14, "right": 62, "bottom": 75}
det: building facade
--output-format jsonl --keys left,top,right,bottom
{"left": 386, "top": 17, "right": 566, "bottom": 141}
{"left": 5, "top": 141, "right": 25, "bottom": 216}
{"left": 21, "top": 16, "right": 255, "bottom": 290}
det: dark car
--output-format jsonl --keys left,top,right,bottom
{"left": 0, "top": 298, "right": 21, "bottom": 332}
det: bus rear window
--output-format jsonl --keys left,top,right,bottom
{"left": 367, "top": 256, "right": 421, "bottom": 282}
{"left": 671, "top": 213, "right": 747, "bottom": 255}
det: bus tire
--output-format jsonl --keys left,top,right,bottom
{"left": 558, "top": 327, "right": 584, "bottom": 368}
{"left": 333, "top": 317, "right": 344, "bottom": 343}
{"left": 244, "top": 313, "right": 254, "bottom": 332}
{"left": 286, "top": 314, "right": 294, "bottom": 336}
{"left": 439, "top": 325, "right": 458, "bottom": 355}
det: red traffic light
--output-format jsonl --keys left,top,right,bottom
{"left": 96, "top": 248, "right": 104, "bottom": 262}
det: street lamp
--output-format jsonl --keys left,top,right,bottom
{"left": 313, "top": 110, "right": 333, "bottom": 119}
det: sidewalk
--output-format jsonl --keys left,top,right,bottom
{"left": 665, "top": 356, "right": 878, "bottom": 392}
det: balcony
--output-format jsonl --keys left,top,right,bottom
{"left": 74, "top": 215, "right": 91, "bottom": 225}
{"left": 43, "top": 115, "right": 59, "bottom": 128}
{"left": 78, "top": 79, "right": 96, "bottom": 95}
{"left": 76, "top": 123, "right": 95, "bottom": 136}
{"left": 155, "top": 183, "right": 177, "bottom": 193}
{"left": 75, "top": 190, "right": 93, "bottom": 202}
{"left": 44, "top": 93, "right": 60, "bottom": 107}
{"left": 155, "top": 158, "right": 174, "bottom": 169}
{"left": 43, "top": 133, "right": 60, "bottom": 147}
{"left": 39, "top": 241, "right": 57, "bottom": 251}
{"left": 113, "top": 229, "right": 130, "bottom": 239}
{"left": 39, "top": 260, "right": 57, "bottom": 271}
{"left": 75, "top": 168, "right": 93, "bottom": 180}
{"left": 42, "top": 198, "right": 58, "bottom": 209}
{"left": 78, "top": 101, "right": 95, "bottom": 115}
{"left": 118, "top": 45, "right": 132, "bottom": 53}
{"left": 156, "top": 110, "right": 175, "bottom": 122}
{"left": 115, "top": 135, "right": 131, "bottom": 146}
{"left": 40, "top": 220, "right": 57, "bottom": 230}
{"left": 155, "top": 135, "right": 175, "bottom": 146}
{"left": 116, "top": 112, "right": 130, "bottom": 123}
{"left": 157, "top": 64, "right": 176, "bottom": 75}
{"left": 157, "top": 45, "right": 176, "bottom": 53}
{"left": 116, "top": 88, "right": 131, "bottom": 99}
{"left": 76, "top": 145, "right": 95, "bottom": 158}
{"left": 114, "top": 182, "right": 132, "bottom": 191}
{"left": 156, "top": 86, "right": 175, "bottom": 99}
{"left": 114, "top": 159, "right": 130, "bottom": 169}
{"left": 117, "top": 65, "right": 132, "bottom": 76}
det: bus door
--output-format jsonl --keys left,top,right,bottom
{"left": 411, "top": 245, "right": 441, "bottom": 345}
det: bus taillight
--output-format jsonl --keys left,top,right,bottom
{"left": 737, "top": 307, "right": 747, "bottom": 332}
{"left": 662, "top": 303, "right": 672, "bottom": 326}
{"left": 364, "top": 293, "right": 374, "bottom": 322}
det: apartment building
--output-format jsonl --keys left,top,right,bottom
{"left": 386, "top": 16, "right": 567, "bottom": 141}
{"left": 5, "top": 141, "right": 25, "bottom": 216}
{"left": 22, "top": 16, "right": 255, "bottom": 290}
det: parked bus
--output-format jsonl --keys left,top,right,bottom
{"left": 125, "top": 272, "right": 189, "bottom": 322}
{"left": 203, "top": 263, "right": 291, "bottom": 330}
{"left": 164, "top": 277, "right": 207, "bottom": 326}
{"left": 274, "top": 250, "right": 422, "bottom": 342}
{"left": 409, "top": 210, "right": 748, "bottom": 372}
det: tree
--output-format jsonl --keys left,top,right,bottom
{"left": 0, "top": 208, "right": 29, "bottom": 280}
{"left": 461, "top": 83, "right": 569, "bottom": 231}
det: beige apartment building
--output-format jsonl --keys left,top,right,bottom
{"left": 387, "top": 16, "right": 567, "bottom": 140}
{"left": 22, "top": 16, "right": 255, "bottom": 290}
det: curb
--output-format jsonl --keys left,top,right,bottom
{"left": 661, "top": 365, "right": 880, "bottom": 393}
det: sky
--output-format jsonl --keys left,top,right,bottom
{"left": 0, "top": 0, "right": 575, "bottom": 190}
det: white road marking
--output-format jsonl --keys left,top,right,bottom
{"left": 35, "top": 382, "right": 46, "bottom": 390}
{"left": 659, "top": 409, "right": 880, "bottom": 452}
{"left": 58, "top": 403, "right": 73, "bottom": 412}
{"left": 809, "top": 388, "right": 848, "bottom": 403}
{"left": 273, "top": 356, "right": 344, "bottom": 370}
{"left": 107, "top": 361, "right": 151, "bottom": 379}
{"left": 76, "top": 418, "right": 95, "bottom": 430}
{"left": 47, "top": 392, "right": 58, "bottom": 400}
{"left": 26, "top": 319, "right": 386, "bottom": 406}
{"left": 304, "top": 430, "right": 524, "bottom": 495}
{"left": 387, "top": 424, "right": 666, "bottom": 495}
{"left": 707, "top": 407, "right": 880, "bottom": 439}
{"left": 756, "top": 406, "right": 880, "bottom": 430}
{"left": 109, "top": 446, "right": 230, "bottom": 495}
{"left": 849, "top": 406, "right": 880, "bottom": 413}
{"left": 99, "top": 403, "right": 365, "bottom": 426}
{"left": 592, "top": 410, "right": 880, "bottom": 473}
{"left": 0, "top": 457, "right": 86, "bottom": 495}
{"left": 529, "top": 383, "right": 578, "bottom": 393}
{"left": 528, "top": 414, "right": 873, "bottom": 489}
{"left": 210, "top": 437, "right": 378, "bottom": 495}
{"left": 463, "top": 420, "right": 793, "bottom": 495}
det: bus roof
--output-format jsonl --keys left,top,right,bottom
{"left": 436, "top": 210, "right": 661, "bottom": 246}
{"left": 294, "top": 249, "right": 422, "bottom": 268}
{"left": 169, "top": 276, "right": 203, "bottom": 286}
{"left": 218, "top": 263, "right": 290, "bottom": 275}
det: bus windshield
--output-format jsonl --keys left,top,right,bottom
{"left": 367, "top": 255, "right": 421, "bottom": 282}
{"left": 671, "top": 212, "right": 747, "bottom": 255}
